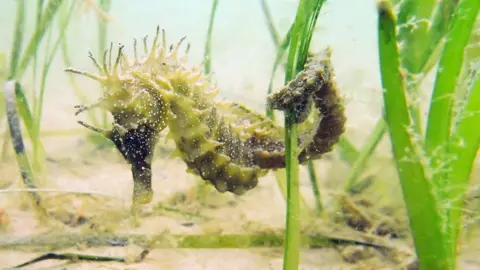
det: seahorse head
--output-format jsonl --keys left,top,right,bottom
{"left": 64, "top": 26, "right": 197, "bottom": 131}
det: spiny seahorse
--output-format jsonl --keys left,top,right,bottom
{"left": 65, "top": 26, "right": 346, "bottom": 206}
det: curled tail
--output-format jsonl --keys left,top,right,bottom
{"left": 254, "top": 48, "right": 346, "bottom": 168}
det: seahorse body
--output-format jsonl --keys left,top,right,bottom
{"left": 65, "top": 26, "right": 346, "bottom": 204}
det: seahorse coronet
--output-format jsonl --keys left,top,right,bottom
{"left": 66, "top": 26, "right": 346, "bottom": 206}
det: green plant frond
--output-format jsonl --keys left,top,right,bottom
{"left": 425, "top": 0, "right": 480, "bottom": 203}
{"left": 14, "top": 0, "right": 64, "bottom": 80}
{"left": 282, "top": 1, "right": 326, "bottom": 269}
{"left": 377, "top": 1, "right": 452, "bottom": 268}
{"left": 447, "top": 68, "right": 480, "bottom": 256}
{"left": 8, "top": 0, "right": 25, "bottom": 79}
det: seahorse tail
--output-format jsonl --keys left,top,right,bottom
{"left": 262, "top": 48, "right": 346, "bottom": 167}
{"left": 298, "top": 69, "right": 346, "bottom": 162}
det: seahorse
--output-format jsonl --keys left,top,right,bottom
{"left": 65, "top": 26, "right": 346, "bottom": 206}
